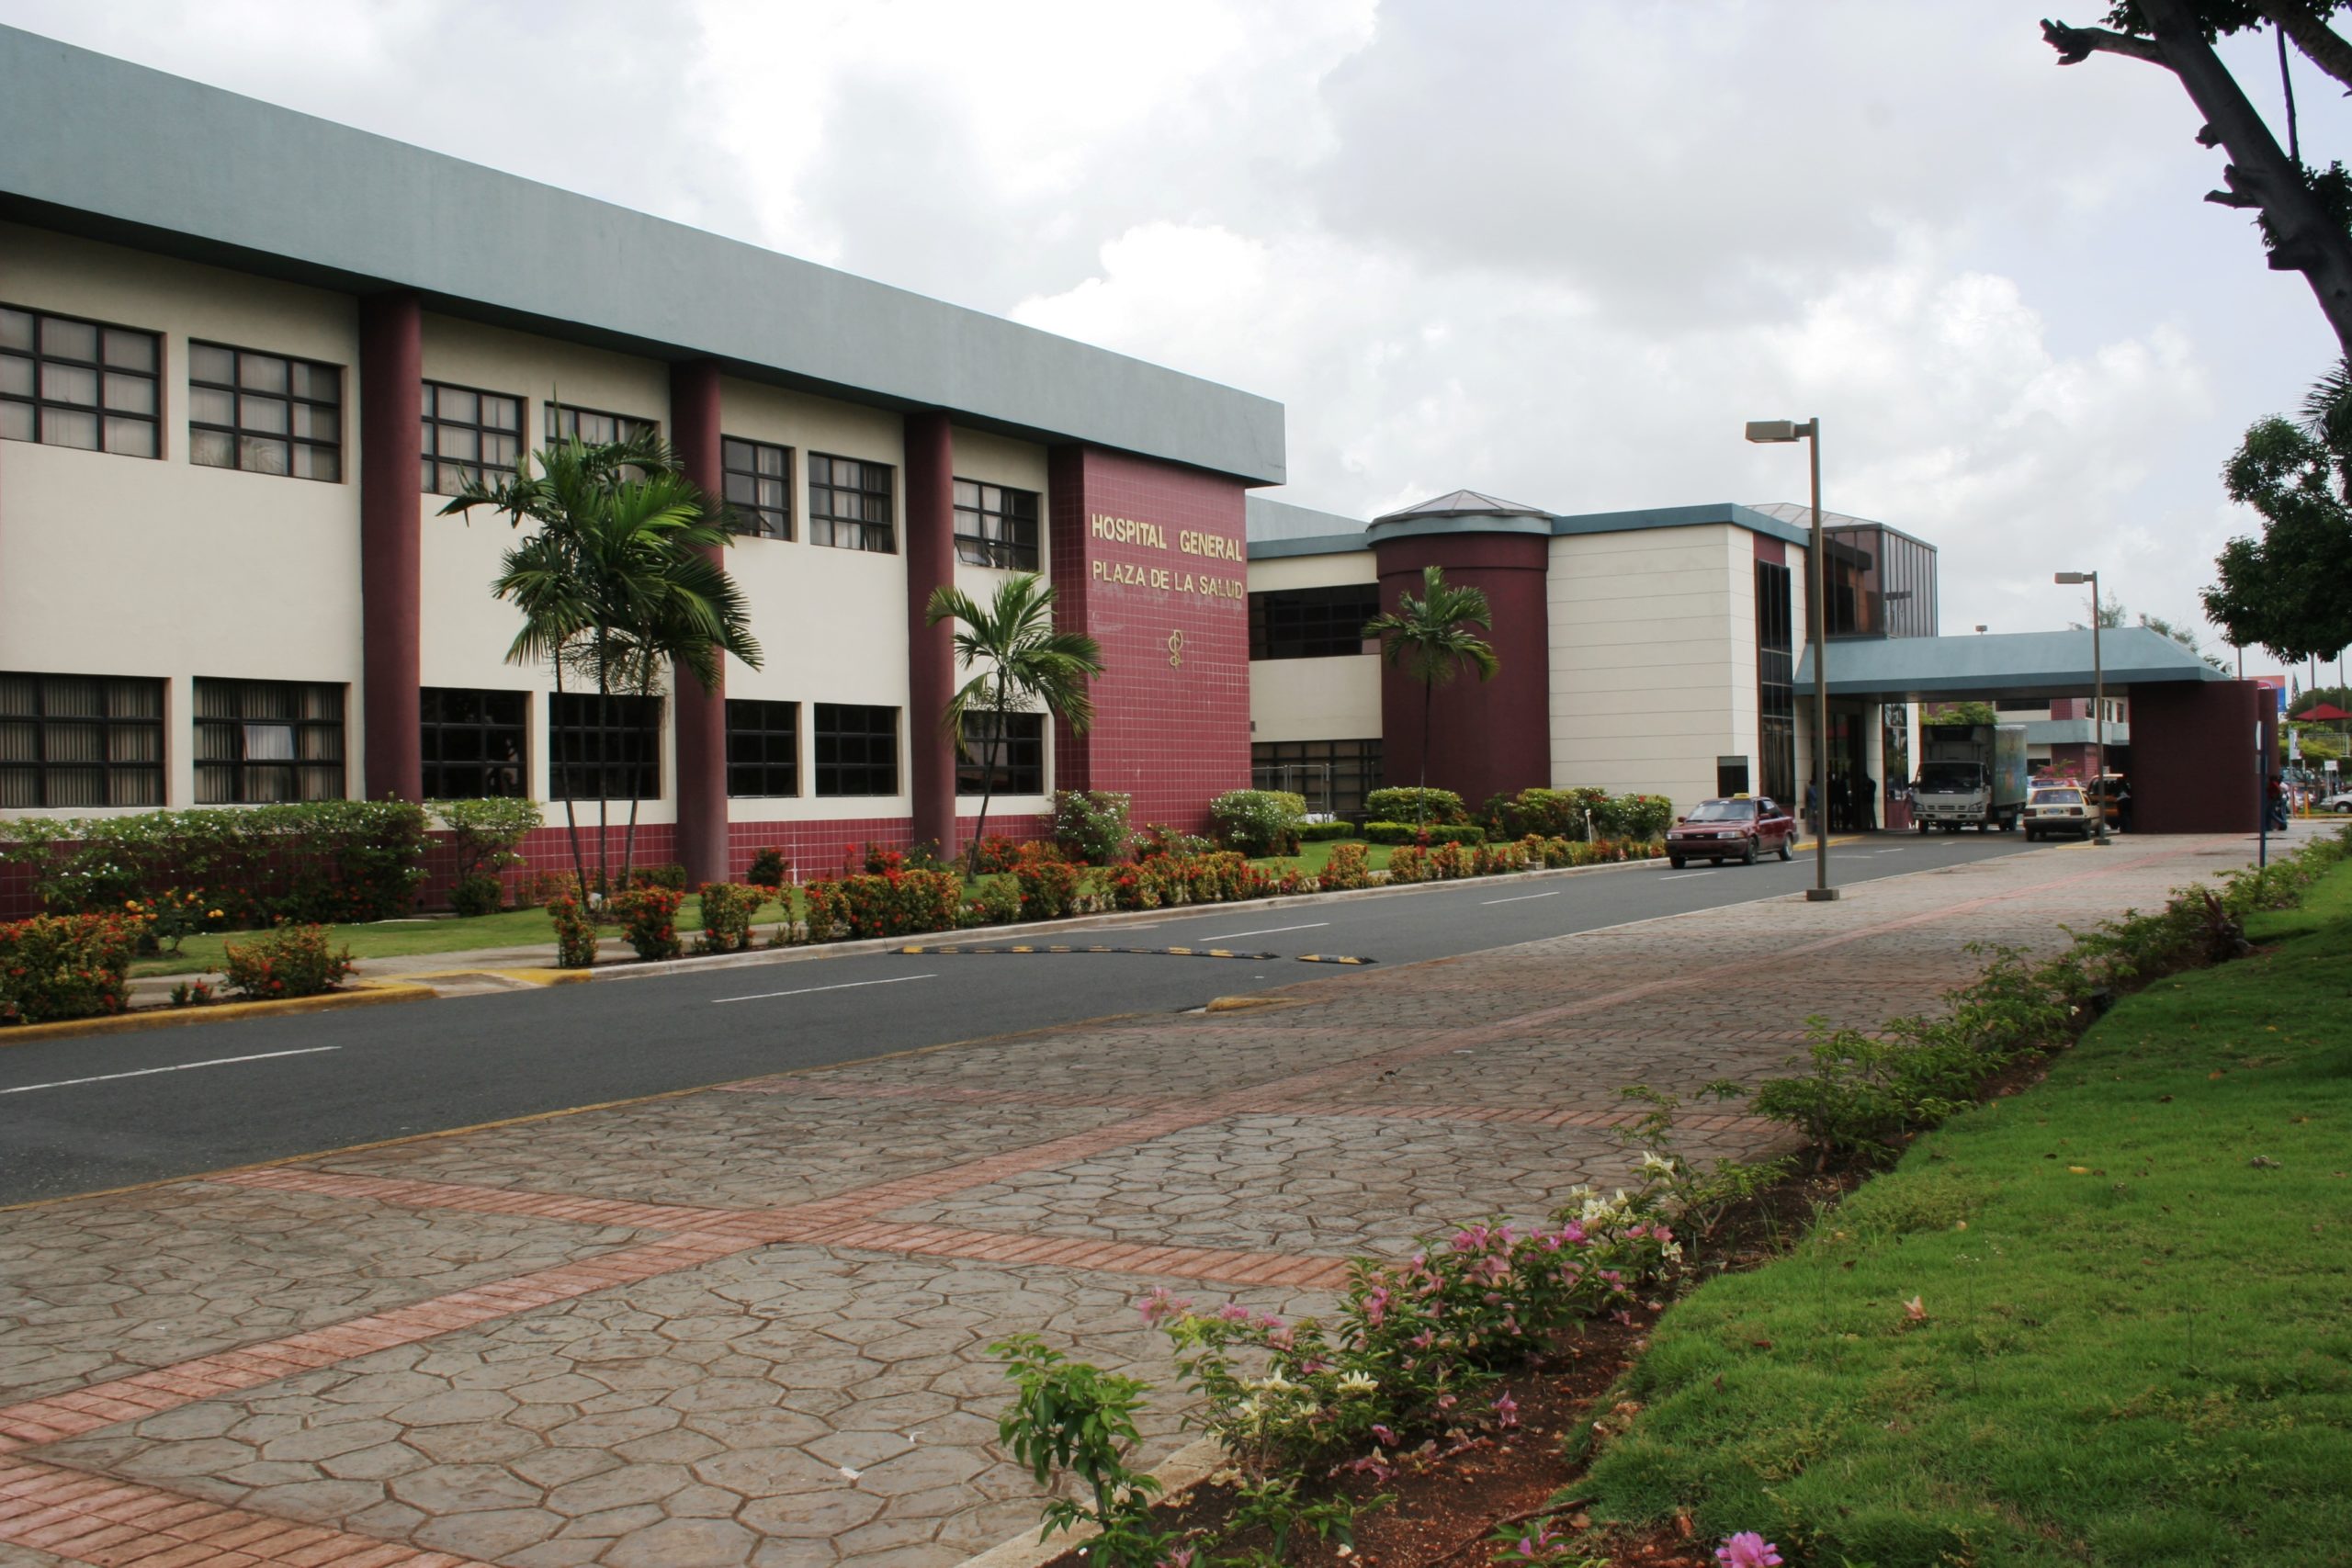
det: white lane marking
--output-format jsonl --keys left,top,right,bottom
{"left": 1187, "top": 921, "right": 1329, "bottom": 942}
{"left": 2, "top": 1046, "right": 340, "bottom": 1097}
{"left": 1059, "top": 925, "right": 1161, "bottom": 936}
{"left": 1658, "top": 871, "right": 1716, "bottom": 881}
{"left": 712, "top": 974, "right": 936, "bottom": 1005}
{"left": 1481, "top": 890, "right": 1563, "bottom": 905}
{"left": 1874, "top": 849, "right": 1907, "bottom": 854}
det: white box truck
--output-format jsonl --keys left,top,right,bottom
{"left": 1913, "top": 723, "right": 2030, "bottom": 832}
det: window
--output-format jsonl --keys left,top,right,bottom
{"left": 1755, "top": 560, "right": 1795, "bottom": 806}
{"left": 188, "top": 343, "right": 342, "bottom": 481}
{"left": 814, "top": 704, "right": 898, "bottom": 795}
{"left": 548, "top": 403, "right": 657, "bottom": 445}
{"left": 808, "top": 454, "right": 895, "bottom": 552}
{"left": 1251, "top": 739, "right": 1383, "bottom": 817}
{"left": 195, "top": 679, "right": 345, "bottom": 803}
{"left": 0, "top": 672, "right": 164, "bottom": 808}
{"left": 726, "top": 698, "right": 798, "bottom": 797}
{"left": 0, "top": 305, "right": 161, "bottom": 457}
{"left": 548, "top": 693, "right": 661, "bottom": 801}
{"left": 722, "top": 437, "right": 793, "bottom": 540}
{"left": 420, "top": 688, "right": 527, "bottom": 799}
{"left": 954, "top": 479, "right": 1041, "bottom": 570}
{"left": 421, "top": 382, "right": 524, "bottom": 494}
{"left": 957, "top": 712, "right": 1043, "bottom": 795}
{"left": 1249, "top": 585, "right": 1382, "bottom": 660}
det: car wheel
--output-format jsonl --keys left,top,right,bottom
{"left": 1777, "top": 839, "right": 1793, "bottom": 861}
{"left": 1668, "top": 856, "right": 1685, "bottom": 869}
{"left": 1741, "top": 837, "right": 1758, "bottom": 865}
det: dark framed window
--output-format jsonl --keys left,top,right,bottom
{"left": 195, "top": 679, "right": 345, "bottom": 804}
{"left": 421, "top": 382, "right": 524, "bottom": 494}
{"left": 0, "top": 305, "right": 161, "bottom": 457}
{"left": 0, "top": 672, "right": 165, "bottom": 809}
{"left": 421, "top": 687, "right": 527, "bottom": 799}
{"left": 808, "top": 454, "right": 895, "bottom": 552}
{"left": 957, "top": 712, "right": 1043, "bottom": 795}
{"left": 722, "top": 436, "right": 793, "bottom": 540}
{"left": 548, "top": 693, "right": 661, "bottom": 801}
{"left": 1756, "top": 560, "right": 1795, "bottom": 806}
{"left": 548, "top": 403, "right": 657, "bottom": 446}
{"left": 1251, "top": 739, "right": 1383, "bottom": 817}
{"left": 954, "top": 479, "right": 1041, "bottom": 570}
{"left": 188, "top": 343, "right": 342, "bottom": 481}
{"left": 1249, "top": 585, "right": 1381, "bottom": 660}
{"left": 726, "top": 698, "right": 798, "bottom": 797}
{"left": 814, "top": 703, "right": 898, "bottom": 795}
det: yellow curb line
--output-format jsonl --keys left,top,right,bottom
{"left": 400, "top": 967, "right": 590, "bottom": 987}
{"left": 1, "top": 981, "right": 436, "bottom": 1048}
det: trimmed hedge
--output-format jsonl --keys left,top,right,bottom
{"left": 1364, "top": 821, "right": 1487, "bottom": 846}
{"left": 1297, "top": 820, "right": 1356, "bottom": 842}
{"left": 1363, "top": 786, "right": 1466, "bottom": 826}
{"left": 1208, "top": 789, "right": 1307, "bottom": 856}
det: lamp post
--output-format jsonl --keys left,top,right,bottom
{"left": 2054, "top": 570, "right": 2109, "bottom": 845}
{"left": 1746, "top": 417, "right": 1838, "bottom": 901}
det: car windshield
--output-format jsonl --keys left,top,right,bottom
{"left": 1684, "top": 800, "right": 1757, "bottom": 822}
{"left": 1917, "top": 761, "right": 1984, "bottom": 791}
{"left": 2033, "top": 788, "right": 2084, "bottom": 805}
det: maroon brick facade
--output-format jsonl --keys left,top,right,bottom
{"left": 2128, "top": 681, "right": 2275, "bottom": 833}
{"left": 1046, "top": 446, "right": 1251, "bottom": 832}
{"left": 1374, "top": 532, "right": 1553, "bottom": 809}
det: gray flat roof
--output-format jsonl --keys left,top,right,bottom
{"left": 0, "top": 25, "right": 1284, "bottom": 484}
{"left": 1796, "top": 627, "right": 2226, "bottom": 699}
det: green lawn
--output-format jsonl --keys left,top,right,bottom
{"left": 1586, "top": 863, "right": 2352, "bottom": 1565}
{"left": 125, "top": 840, "right": 1418, "bottom": 977}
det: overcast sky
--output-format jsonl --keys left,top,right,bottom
{"left": 7, "top": 0, "right": 2344, "bottom": 679}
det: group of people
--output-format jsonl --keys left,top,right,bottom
{"left": 1802, "top": 775, "right": 1877, "bottom": 835}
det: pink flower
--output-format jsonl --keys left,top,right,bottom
{"left": 1217, "top": 1302, "right": 1254, "bottom": 1323}
{"left": 1370, "top": 1424, "right": 1398, "bottom": 1447}
{"left": 1715, "top": 1533, "right": 1782, "bottom": 1568}
{"left": 1492, "top": 1392, "right": 1520, "bottom": 1428}
{"left": 1136, "top": 1287, "right": 1193, "bottom": 1326}
{"left": 1363, "top": 1287, "right": 1391, "bottom": 1326}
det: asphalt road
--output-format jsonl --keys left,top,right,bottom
{"left": 0, "top": 831, "right": 2061, "bottom": 1205}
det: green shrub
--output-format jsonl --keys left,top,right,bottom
{"left": 695, "top": 882, "right": 763, "bottom": 954}
{"left": 744, "top": 846, "right": 790, "bottom": 888}
{"left": 1208, "top": 789, "right": 1307, "bottom": 855}
{"left": 1055, "top": 789, "right": 1132, "bottom": 865}
{"left": 547, "top": 896, "right": 601, "bottom": 968}
{"left": 964, "top": 877, "right": 1022, "bottom": 926}
{"left": 804, "top": 869, "right": 964, "bottom": 941}
{"left": 221, "top": 924, "right": 356, "bottom": 999}
{"left": 1132, "top": 823, "right": 1215, "bottom": 858}
{"left": 0, "top": 801, "right": 428, "bottom": 926}
{"left": 969, "top": 835, "right": 1023, "bottom": 874}
{"left": 1297, "top": 820, "right": 1356, "bottom": 842}
{"left": 1317, "top": 841, "right": 1374, "bottom": 891}
{"left": 628, "top": 863, "right": 689, "bottom": 891}
{"left": 0, "top": 913, "right": 142, "bottom": 1025}
{"left": 613, "top": 886, "right": 684, "bottom": 961}
{"left": 429, "top": 797, "right": 542, "bottom": 892}
{"left": 1012, "top": 844, "right": 1084, "bottom": 920}
{"left": 448, "top": 873, "right": 503, "bottom": 919}
{"left": 1106, "top": 851, "right": 1270, "bottom": 909}
{"left": 1363, "top": 786, "right": 1465, "bottom": 826}
{"left": 1363, "top": 821, "right": 1486, "bottom": 846}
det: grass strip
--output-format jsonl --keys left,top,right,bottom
{"left": 1587, "top": 863, "right": 2352, "bottom": 1565}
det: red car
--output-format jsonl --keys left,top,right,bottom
{"left": 1666, "top": 795, "right": 1797, "bottom": 868}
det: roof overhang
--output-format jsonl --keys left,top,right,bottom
{"left": 1796, "top": 628, "right": 2228, "bottom": 701}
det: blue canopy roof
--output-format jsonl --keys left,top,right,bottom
{"left": 1796, "top": 627, "right": 2225, "bottom": 699}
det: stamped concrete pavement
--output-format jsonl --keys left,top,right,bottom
{"left": 0, "top": 831, "right": 2298, "bottom": 1568}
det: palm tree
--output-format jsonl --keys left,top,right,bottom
{"left": 924, "top": 574, "right": 1104, "bottom": 875}
{"left": 1363, "top": 565, "right": 1498, "bottom": 819}
{"left": 445, "top": 429, "right": 761, "bottom": 902}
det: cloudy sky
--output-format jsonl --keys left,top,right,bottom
{"left": 6, "top": 0, "right": 2342, "bottom": 676}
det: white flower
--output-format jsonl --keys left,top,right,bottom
{"left": 1257, "top": 1370, "right": 1295, "bottom": 1393}
{"left": 1636, "top": 1151, "right": 1679, "bottom": 1176}
{"left": 1334, "top": 1371, "right": 1380, "bottom": 1397}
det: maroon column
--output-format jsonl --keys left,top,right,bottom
{"left": 2128, "top": 680, "right": 2273, "bottom": 832}
{"left": 669, "top": 360, "right": 730, "bottom": 886}
{"left": 358, "top": 293, "right": 423, "bottom": 804}
{"left": 1374, "top": 531, "right": 1552, "bottom": 808}
{"left": 904, "top": 412, "right": 958, "bottom": 858}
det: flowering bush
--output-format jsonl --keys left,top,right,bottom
{"left": 744, "top": 846, "right": 792, "bottom": 888}
{"left": 804, "top": 868, "right": 964, "bottom": 941}
{"left": 1130, "top": 822, "right": 1214, "bottom": 859}
{"left": 126, "top": 887, "right": 225, "bottom": 954}
{"left": 221, "top": 923, "right": 355, "bottom": 999}
{"left": 1209, "top": 789, "right": 1308, "bottom": 856}
{"left": 1318, "top": 841, "right": 1374, "bottom": 891}
{"left": 429, "top": 797, "right": 541, "bottom": 903}
{"left": 968, "top": 835, "right": 1024, "bottom": 874}
{"left": 1012, "top": 842, "right": 1083, "bottom": 920}
{"left": 612, "top": 887, "right": 684, "bottom": 961}
{"left": 168, "top": 978, "right": 216, "bottom": 1009}
{"left": 1270, "top": 865, "right": 1316, "bottom": 897}
{"left": 694, "top": 882, "right": 764, "bottom": 954}
{"left": 627, "top": 863, "right": 689, "bottom": 891}
{"left": 516, "top": 869, "right": 576, "bottom": 909}
{"left": 0, "top": 913, "right": 143, "bottom": 1025}
{"left": 1106, "top": 849, "right": 1270, "bottom": 910}
{"left": 1054, "top": 789, "right": 1132, "bottom": 865}
{"left": 546, "top": 896, "right": 602, "bottom": 968}
{"left": 964, "top": 877, "right": 1023, "bottom": 927}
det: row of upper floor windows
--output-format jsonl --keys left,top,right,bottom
{"left": 1, "top": 302, "right": 1044, "bottom": 570}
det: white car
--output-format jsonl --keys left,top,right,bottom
{"left": 2023, "top": 784, "right": 2095, "bottom": 840}
{"left": 2326, "top": 790, "right": 2352, "bottom": 814}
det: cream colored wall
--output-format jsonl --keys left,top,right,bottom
{"left": 0, "top": 222, "right": 361, "bottom": 814}
{"left": 1244, "top": 549, "right": 1381, "bottom": 747}
{"left": 1248, "top": 550, "right": 1376, "bottom": 592}
{"left": 1548, "top": 525, "right": 1758, "bottom": 813}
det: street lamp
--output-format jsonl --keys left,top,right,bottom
{"left": 2054, "top": 570, "right": 2109, "bottom": 846}
{"left": 1747, "top": 417, "right": 1838, "bottom": 901}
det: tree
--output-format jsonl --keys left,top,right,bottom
{"left": 1363, "top": 566, "right": 1499, "bottom": 815}
{"left": 2066, "top": 590, "right": 2129, "bottom": 631}
{"left": 924, "top": 574, "right": 1105, "bottom": 876}
{"left": 2041, "top": 0, "right": 2352, "bottom": 355}
{"left": 1924, "top": 700, "right": 2000, "bottom": 725}
{"left": 444, "top": 428, "right": 761, "bottom": 903}
{"left": 2202, "top": 368, "right": 2352, "bottom": 658}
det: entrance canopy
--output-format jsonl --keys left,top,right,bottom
{"left": 1795, "top": 627, "right": 2224, "bottom": 703}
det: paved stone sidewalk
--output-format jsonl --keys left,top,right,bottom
{"left": 0, "top": 832, "right": 2294, "bottom": 1567}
